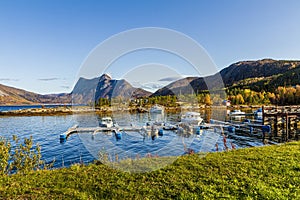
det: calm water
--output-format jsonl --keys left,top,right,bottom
{"left": 0, "top": 107, "right": 264, "bottom": 168}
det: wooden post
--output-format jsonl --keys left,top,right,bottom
{"left": 262, "top": 105, "right": 265, "bottom": 125}
{"left": 274, "top": 116, "right": 278, "bottom": 137}
{"left": 294, "top": 119, "right": 298, "bottom": 139}
{"left": 291, "top": 118, "right": 296, "bottom": 139}
{"left": 296, "top": 120, "right": 299, "bottom": 140}
{"left": 262, "top": 130, "right": 265, "bottom": 142}
{"left": 285, "top": 113, "right": 289, "bottom": 141}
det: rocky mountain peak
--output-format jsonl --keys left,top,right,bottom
{"left": 99, "top": 73, "right": 112, "bottom": 82}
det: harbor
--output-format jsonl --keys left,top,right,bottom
{"left": 61, "top": 106, "right": 300, "bottom": 147}
{"left": 2, "top": 105, "right": 299, "bottom": 168}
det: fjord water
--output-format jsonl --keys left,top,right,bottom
{"left": 0, "top": 114, "right": 91, "bottom": 168}
{"left": 0, "top": 108, "right": 264, "bottom": 168}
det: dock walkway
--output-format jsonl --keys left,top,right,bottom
{"left": 60, "top": 125, "right": 143, "bottom": 139}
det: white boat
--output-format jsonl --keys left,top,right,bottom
{"left": 149, "top": 105, "right": 164, "bottom": 114}
{"left": 99, "top": 117, "right": 113, "bottom": 128}
{"left": 229, "top": 110, "right": 245, "bottom": 116}
{"left": 254, "top": 108, "right": 263, "bottom": 119}
{"left": 181, "top": 112, "right": 203, "bottom": 125}
{"left": 254, "top": 108, "right": 262, "bottom": 115}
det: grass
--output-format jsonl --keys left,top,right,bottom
{"left": 0, "top": 142, "right": 300, "bottom": 199}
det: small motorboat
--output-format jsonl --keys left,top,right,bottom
{"left": 149, "top": 104, "right": 164, "bottom": 114}
{"left": 99, "top": 117, "right": 113, "bottom": 128}
{"left": 181, "top": 112, "right": 203, "bottom": 125}
{"left": 254, "top": 108, "right": 263, "bottom": 120}
{"left": 254, "top": 108, "right": 262, "bottom": 116}
{"left": 229, "top": 110, "right": 245, "bottom": 116}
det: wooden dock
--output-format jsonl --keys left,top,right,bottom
{"left": 210, "top": 119, "right": 269, "bottom": 139}
{"left": 263, "top": 105, "right": 300, "bottom": 142}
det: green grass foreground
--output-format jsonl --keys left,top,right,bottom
{"left": 1, "top": 142, "right": 300, "bottom": 199}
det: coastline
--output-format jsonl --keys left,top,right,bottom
{"left": 0, "top": 106, "right": 74, "bottom": 116}
{"left": 0, "top": 104, "right": 264, "bottom": 116}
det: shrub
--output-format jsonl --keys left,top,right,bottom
{"left": 0, "top": 135, "right": 52, "bottom": 175}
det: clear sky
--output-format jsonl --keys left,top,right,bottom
{"left": 0, "top": 0, "right": 300, "bottom": 94}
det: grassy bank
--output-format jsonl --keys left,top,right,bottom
{"left": 0, "top": 142, "right": 300, "bottom": 199}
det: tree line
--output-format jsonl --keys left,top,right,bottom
{"left": 94, "top": 85, "right": 300, "bottom": 107}
{"left": 227, "top": 85, "right": 300, "bottom": 105}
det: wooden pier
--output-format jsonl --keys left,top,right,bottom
{"left": 263, "top": 106, "right": 300, "bottom": 142}
{"left": 209, "top": 119, "right": 269, "bottom": 140}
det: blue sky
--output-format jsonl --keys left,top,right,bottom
{"left": 0, "top": 0, "right": 300, "bottom": 94}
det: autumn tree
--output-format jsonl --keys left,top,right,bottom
{"left": 204, "top": 94, "right": 212, "bottom": 106}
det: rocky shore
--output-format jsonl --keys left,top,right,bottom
{"left": 0, "top": 106, "right": 74, "bottom": 116}
{"left": 0, "top": 105, "right": 179, "bottom": 116}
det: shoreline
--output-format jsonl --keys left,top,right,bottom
{"left": 0, "top": 106, "right": 74, "bottom": 116}
{"left": 0, "top": 104, "right": 264, "bottom": 116}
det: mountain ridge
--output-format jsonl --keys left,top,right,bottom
{"left": 152, "top": 59, "right": 300, "bottom": 96}
{"left": 0, "top": 83, "right": 71, "bottom": 105}
{"left": 1, "top": 59, "right": 300, "bottom": 105}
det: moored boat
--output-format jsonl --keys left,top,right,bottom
{"left": 254, "top": 108, "right": 263, "bottom": 119}
{"left": 99, "top": 117, "right": 113, "bottom": 128}
{"left": 181, "top": 112, "right": 203, "bottom": 125}
{"left": 229, "top": 110, "right": 245, "bottom": 116}
{"left": 254, "top": 108, "right": 262, "bottom": 116}
{"left": 149, "top": 104, "right": 164, "bottom": 114}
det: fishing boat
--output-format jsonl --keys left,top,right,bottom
{"left": 149, "top": 104, "right": 164, "bottom": 114}
{"left": 181, "top": 112, "right": 203, "bottom": 125}
{"left": 99, "top": 117, "right": 114, "bottom": 128}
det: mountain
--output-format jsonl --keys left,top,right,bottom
{"left": 72, "top": 74, "right": 152, "bottom": 104}
{"left": 150, "top": 77, "right": 198, "bottom": 96}
{"left": 234, "top": 63, "right": 300, "bottom": 92}
{"left": 0, "top": 84, "right": 71, "bottom": 105}
{"left": 152, "top": 59, "right": 300, "bottom": 96}
{"left": 0, "top": 74, "right": 151, "bottom": 105}
{"left": 94, "top": 74, "right": 151, "bottom": 100}
{"left": 71, "top": 76, "right": 100, "bottom": 104}
{"left": 219, "top": 59, "right": 300, "bottom": 86}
